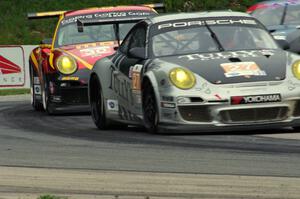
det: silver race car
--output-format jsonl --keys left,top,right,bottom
{"left": 87, "top": 11, "right": 300, "bottom": 133}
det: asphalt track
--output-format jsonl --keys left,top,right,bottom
{"left": 0, "top": 96, "right": 300, "bottom": 179}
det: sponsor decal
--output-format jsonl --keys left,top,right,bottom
{"left": 75, "top": 41, "right": 115, "bottom": 50}
{"left": 61, "top": 76, "right": 79, "bottom": 81}
{"left": 131, "top": 64, "right": 143, "bottom": 91}
{"left": 161, "top": 102, "right": 176, "bottom": 108}
{"left": 178, "top": 50, "right": 275, "bottom": 61}
{"left": 34, "top": 85, "right": 41, "bottom": 95}
{"left": 62, "top": 11, "right": 152, "bottom": 25}
{"left": 107, "top": 99, "right": 119, "bottom": 111}
{"left": 221, "top": 62, "right": 266, "bottom": 78}
{"left": 128, "top": 66, "right": 133, "bottom": 78}
{"left": 34, "top": 77, "right": 40, "bottom": 85}
{"left": 109, "top": 66, "right": 134, "bottom": 105}
{"left": 80, "top": 46, "right": 112, "bottom": 58}
{"left": 158, "top": 19, "right": 257, "bottom": 30}
{"left": 231, "top": 94, "right": 281, "bottom": 105}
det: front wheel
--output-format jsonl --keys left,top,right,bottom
{"left": 42, "top": 75, "right": 57, "bottom": 115}
{"left": 30, "top": 64, "right": 43, "bottom": 111}
{"left": 90, "top": 75, "right": 110, "bottom": 130}
{"left": 293, "top": 126, "right": 300, "bottom": 131}
{"left": 142, "top": 80, "right": 159, "bottom": 133}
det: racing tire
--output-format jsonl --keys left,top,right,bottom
{"left": 293, "top": 126, "right": 300, "bottom": 132}
{"left": 29, "top": 63, "right": 43, "bottom": 111}
{"left": 42, "top": 74, "right": 57, "bottom": 115}
{"left": 90, "top": 75, "right": 111, "bottom": 130}
{"left": 142, "top": 80, "right": 159, "bottom": 133}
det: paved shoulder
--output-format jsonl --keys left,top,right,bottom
{"left": 1, "top": 166, "right": 300, "bottom": 199}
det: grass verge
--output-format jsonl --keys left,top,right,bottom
{"left": 38, "top": 195, "right": 67, "bottom": 199}
{"left": 0, "top": 88, "right": 30, "bottom": 96}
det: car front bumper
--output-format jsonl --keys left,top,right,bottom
{"left": 157, "top": 80, "right": 300, "bottom": 133}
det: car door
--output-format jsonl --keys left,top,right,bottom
{"left": 112, "top": 23, "right": 148, "bottom": 122}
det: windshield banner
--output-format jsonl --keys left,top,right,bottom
{"left": 61, "top": 11, "right": 153, "bottom": 26}
{"left": 153, "top": 17, "right": 264, "bottom": 34}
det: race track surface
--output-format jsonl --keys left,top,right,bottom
{"left": 0, "top": 99, "right": 300, "bottom": 178}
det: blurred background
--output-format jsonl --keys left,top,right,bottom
{"left": 0, "top": 0, "right": 261, "bottom": 45}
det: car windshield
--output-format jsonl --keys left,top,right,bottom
{"left": 152, "top": 26, "right": 278, "bottom": 57}
{"left": 252, "top": 4, "right": 300, "bottom": 26}
{"left": 56, "top": 23, "right": 135, "bottom": 47}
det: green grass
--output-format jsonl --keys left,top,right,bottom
{"left": 0, "top": 88, "right": 30, "bottom": 96}
{"left": 37, "top": 195, "right": 67, "bottom": 199}
{"left": 0, "top": 0, "right": 260, "bottom": 45}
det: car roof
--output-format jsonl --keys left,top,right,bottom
{"left": 255, "top": 0, "right": 300, "bottom": 5}
{"left": 65, "top": 6, "right": 154, "bottom": 17}
{"left": 148, "top": 11, "right": 252, "bottom": 24}
{"left": 248, "top": 0, "right": 300, "bottom": 12}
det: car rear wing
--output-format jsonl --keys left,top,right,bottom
{"left": 27, "top": 2, "right": 165, "bottom": 20}
{"left": 142, "top": 3, "right": 166, "bottom": 12}
{"left": 27, "top": 11, "right": 66, "bottom": 19}
{"left": 77, "top": 17, "right": 148, "bottom": 31}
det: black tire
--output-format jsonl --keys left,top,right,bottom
{"left": 293, "top": 126, "right": 300, "bottom": 131}
{"left": 42, "top": 74, "right": 57, "bottom": 115}
{"left": 142, "top": 80, "right": 159, "bottom": 133}
{"left": 29, "top": 63, "right": 43, "bottom": 111}
{"left": 90, "top": 75, "right": 110, "bottom": 130}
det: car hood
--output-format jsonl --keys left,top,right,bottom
{"left": 59, "top": 41, "right": 117, "bottom": 70}
{"left": 158, "top": 49, "right": 287, "bottom": 84}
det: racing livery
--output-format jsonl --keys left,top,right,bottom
{"left": 248, "top": 0, "right": 300, "bottom": 53}
{"left": 28, "top": 4, "right": 161, "bottom": 114}
{"left": 89, "top": 11, "right": 300, "bottom": 133}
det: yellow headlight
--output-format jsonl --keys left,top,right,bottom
{"left": 169, "top": 68, "right": 196, "bottom": 90}
{"left": 56, "top": 55, "right": 77, "bottom": 75}
{"left": 293, "top": 60, "right": 300, "bottom": 80}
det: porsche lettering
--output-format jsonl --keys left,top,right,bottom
{"left": 158, "top": 19, "right": 257, "bottom": 30}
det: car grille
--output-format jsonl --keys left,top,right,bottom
{"left": 219, "top": 107, "right": 288, "bottom": 124}
{"left": 61, "top": 87, "right": 88, "bottom": 105}
{"left": 293, "top": 101, "right": 300, "bottom": 117}
{"left": 178, "top": 106, "right": 212, "bottom": 122}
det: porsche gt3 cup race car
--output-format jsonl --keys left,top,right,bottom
{"left": 28, "top": 4, "right": 162, "bottom": 114}
{"left": 248, "top": 0, "right": 300, "bottom": 53}
{"left": 89, "top": 11, "right": 300, "bottom": 133}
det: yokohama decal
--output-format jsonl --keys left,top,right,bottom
{"left": 231, "top": 94, "right": 281, "bottom": 105}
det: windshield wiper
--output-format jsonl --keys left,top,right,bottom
{"left": 204, "top": 22, "right": 224, "bottom": 51}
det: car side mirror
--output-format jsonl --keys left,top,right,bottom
{"left": 128, "top": 47, "right": 146, "bottom": 60}
{"left": 275, "top": 39, "right": 290, "bottom": 50}
{"left": 40, "top": 38, "right": 53, "bottom": 45}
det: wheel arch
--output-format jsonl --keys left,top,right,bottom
{"left": 141, "top": 72, "right": 162, "bottom": 117}
{"left": 142, "top": 72, "right": 160, "bottom": 98}
{"left": 88, "top": 72, "right": 101, "bottom": 106}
